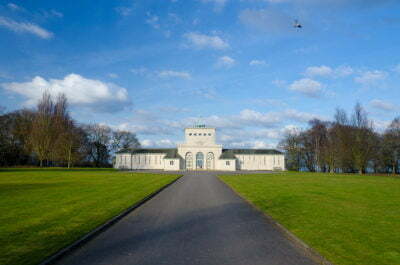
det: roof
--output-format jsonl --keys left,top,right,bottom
{"left": 219, "top": 149, "right": 283, "bottom": 159}
{"left": 116, "top": 148, "right": 182, "bottom": 159}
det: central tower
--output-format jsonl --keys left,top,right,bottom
{"left": 177, "top": 125, "right": 222, "bottom": 170}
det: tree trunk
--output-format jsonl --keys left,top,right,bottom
{"left": 39, "top": 159, "right": 43, "bottom": 167}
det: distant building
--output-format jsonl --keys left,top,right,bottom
{"left": 115, "top": 125, "right": 285, "bottom": 171}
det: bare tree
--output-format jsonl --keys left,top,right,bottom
{"left": 350, "top": 103, "right": 375, "bottom": 174}
{"left": 30, "top": 91, "right": 54, "bottom": 167}
{"left": 83, "top": 124, "right": 112, "bottom": 167}
{"left": 383, "top": 117, "right": 400, "bottom": 174}
{"left": 111, "top": 130, "right": 140, "bottom": 152}
{"left": 278, "top": 128, "right": 303, "bottom": 171}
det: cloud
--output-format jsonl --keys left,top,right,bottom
{"left": 283, "top": 109, "right": 324, "bottom": 122}
{"left": 239, "top": 8, "right": 292, "bottom": 34}
{"left": 183, "top": 32, "right": 229, "bottom": 50}
{"left": 1, "top": 74, "right": 130, "bottom": 112}
{"left": 115, "top": 6, "right": 133, "bottom": 16}
{"left": 146, "top": 14, "right": 160, "bottom": 29}
{"left": 0, "top": 16, "right": 53, "bottom": 39}
{"left": 304, "top": 65, "right": 333, "bottom": 77}
{"left": 7, "top": 3, "right": 22, "bottom": 11}
{"left": 108, "top": 73, "right": 119, "bottom": 79}
{"left": 141, "top": 139, "right": 176, "bottom": 148}
{"left": 131, "top": 67, "right": 149, "bottom": 76}
{"left": 249, "top": 60, "right": 267, "bottom": 66}
{"left": 215, "top": 56, "right": 235, "bottom": 68}
{"left": 111, "top": 107, "right": 324, "bottom": 149}
{"left": 393, "top": 64, "right": 400, "bottom": 74}
{"left": 289, "top": 78, "right": 324, "bottom": 97}
{"left": 251, "top": 98, "right": 287, "bottom": 107}
{"left": 354, "top": 70, "right": 387, "bottom": 85}
{"left": 369, "top": 99, "right": 397, "bottom": 112}
{"left": 272, "top": 79, "right": 287, "bottom": 87}
{"left": 157, "top": 70, "right": 191, "bottom": 79}
{"left": 200, "top": 0, "right": 229, "bottom": 11}
{"left": 131, "top": 68, "right": 191, "bottom": 79}
{"left": 304, "top": 65, "right": 354, "bottom": 78}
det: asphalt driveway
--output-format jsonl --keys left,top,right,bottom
{"left": 53, "top": 171, "right": 317, "bottom": 265}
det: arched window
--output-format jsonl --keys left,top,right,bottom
{"left": 196, "top": 152, "right": 204, "bottom": 169}
{"left": 185, "top": 152, "right": 193, "bottom": 170}
{"left": 206, "top": 152, "right": 214, "bottom": 170}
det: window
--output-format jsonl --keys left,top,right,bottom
{"left": 194, "top": 133, "right": 197, "bottom": 136}
{"left": 226, "top": 161, "right": 230, "bottom": 166}
{"left": 189, "top": 133, "right": 192, "bottom": 136}
{"left": 170, "top": 160, "right": 174, "bottom": 165}
{"left": 203, "top": 133, "right": 206, "bottom": 136}
{"left": 208, "top": 133, "right": 211, "bottom": 136}
{"left": 185, "top": 152, "right": 193, "bottom": 169}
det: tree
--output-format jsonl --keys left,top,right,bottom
{"left": 30, "top": 92, "right": 54, "bottom": 167}
{"left": 350, "top": 103, "right": 375, "bottom": 174}
{"left": 111, "top": 130, "right": 140, "bottom": 152}
{"left": 383, "top": 117, "right": 400, "bottom": 174}
{"left": 83, "top": 124, "right": 112, "bottom": 167}
{"left": 278, "top": 128, "right": 302, "bottom": 171}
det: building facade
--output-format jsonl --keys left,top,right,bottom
{"left": 115, "top": 125, "right": 285, "bottom": 171}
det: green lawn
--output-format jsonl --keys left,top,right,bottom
{"left": 0, "top": 168, "right": 180, "bottom": 265}
{"left": 220, "top": 172, "right": 400, "bottom": 265}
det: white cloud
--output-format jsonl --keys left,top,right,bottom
{"left": 289, "top": 78, "right": 324, "bottom": 97}
{"left": 305, "top": 65, "right": 333, "bottom": 77}
{"left": 141, "top": 139, "right": 176, "bottom": 147}
{"left": 283, "top": 109, "right": 324, "bottom": 122}
{"left": 370, "top": 99, "right": 397, "bottom": 112}
{"left": 157, "top": 70, "right": 191, "bottom": 79}
{"left": 115, "top": 6, "right": 133, "bottom": 16}
{"left": 215, "top": 56, "right": 235, "bottom": 68}
{"left": 184, "top": 32, "right": 229, "bottom": 50}
{"left": 335, "top": 65, "right": 354, "bottom": 77}
{"left": 249, "top": 60, "right": 267, "bottom": 66}
{"left": 1, "top": 74, "right": 130, "bottom": 112}
{"left": 146, "top": 14, "right": 160, "bottom": 29}
{"left": 131, "top": 67, "right": 149, "bottom": 76}
{"left": 251, "top": 98, "right": 287, "bottom": 107}
{"left": 110, "top": 107, "right": 324, "bottom": 149}
{"left": 200, "top": 0, "right": 229, "bottom": 11}
{"left": 0, "top": 16, "right": 53, "bottom": 39}
{"left": 131, "top": 68, "right": 191, "bottom": 79}
{"left": 354, "top": 70, "right": 387, "bottom": 85}
{"left": 304, "top": 65, "right": 354, "bottom": 78}
{"left": 272, "top": 79, "right": 287, "bottom": 87}
{"left": 108, "top": 73, "right": 119, "bottom": 79}
{"left": 7, "top": 3, "right": 22, "bottom": 11}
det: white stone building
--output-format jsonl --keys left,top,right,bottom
{"left": 115, "top": 125, "right": 285, "bottom": 171}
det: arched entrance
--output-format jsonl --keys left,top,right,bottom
{"left": 185, "top": 152, "right": 193, "bottom": 170}
{"left": 196, "top": 152, "right": 204, "bottom": 169}
{"left": 206, "top": 152, "right": 214, "bottom": 170}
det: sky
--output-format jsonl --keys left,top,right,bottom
{"left": 1, "top": 0, "right": 400, "bottom": 149}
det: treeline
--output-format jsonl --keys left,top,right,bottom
{"left": 279, "top": 103, "right": 400, "bottom": 174}
{"left": 0, "top": 92, "right": 140, "bottom": 167}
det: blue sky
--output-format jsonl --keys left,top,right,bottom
{"left": 1, "top": 0, "right": 400, "bottom": 148}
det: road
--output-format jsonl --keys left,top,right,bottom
{"left": 54, "top": 171, "right": 317, "bottom": 265}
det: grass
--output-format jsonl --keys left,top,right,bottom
{"left": 0, "top": 168, "right": 180, "bottom": 265}
{"left": 220, "top": 172, "right": 400, "bottom": 265}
